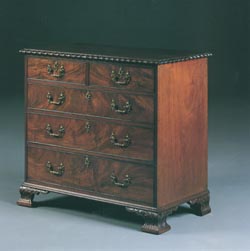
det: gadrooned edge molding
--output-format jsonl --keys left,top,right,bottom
{"left": 19, "top": 48, "right": 212, "bottom": 65}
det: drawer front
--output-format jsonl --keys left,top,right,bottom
{"left": 27, "top": 82, "right": 154, "bottom": 124}
{"left": 27, "top": 147, "right": 154, "bottom": 205}
{"left": 27, "top": 113, "right": 154, "bottom": 161}
{"left": 90, "top": 63, "right": 154, "bottom": 92}
{"left": 27, "top": 57, "right": 87, "bottom": 84}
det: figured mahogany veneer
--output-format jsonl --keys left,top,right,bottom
{"left": 89, "top": 63, "right": 154, "bottom": 92}
{"left": 27, "top": 113, "right": 153, "bottom": 161}
{"left": 27, "top": 57, "right": 87, "bottom": 84}
{"left": 18, "top": 44, "right": 211, "bottom": 235}
{"left": 27, "top": 146, "right": 154, "bottom": 205}
{"left": 27, "top": 81, "right": 154, "bottom": 124}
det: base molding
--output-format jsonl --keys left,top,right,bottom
{"left": 17, "top": 184, "right": 211, "bottom": 234}
{"left": 126, "top": 190, "right": 211, "bottom": 234}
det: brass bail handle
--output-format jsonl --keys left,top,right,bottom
{"left": 46, "top": 161, "right": 64, "bottom": 176}
{"left": 47, "top": 92, "right": 65, "bottom": 105}
{"left": 47, "top": 61, "right": 65, "bottom": 78}
{"left": 110, "top": 171, "right": 131, "bottom": 188}
{"left": 46, "top": 124, "right": 65, "bottom": 138}
{"left": 111, "top": 99, "right": 132, "bottom": 114}
{"left": 110, "top": 132, "right": 131, "bottom": 148}
{"left": 111, "top": 67, "right": 131, "bottom": 85}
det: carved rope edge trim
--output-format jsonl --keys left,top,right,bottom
{"left": 19, "top": 49, "right": 212, "bottom": 65}
{"left": 19, "top": 185, "right": 49, "bottom": 195}
{"left": 126, "top": 206, "right": 178, "bottom": 218}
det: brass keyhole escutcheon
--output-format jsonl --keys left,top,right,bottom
{"left": 85, "top": 91, "right": 92, "bottom": 101}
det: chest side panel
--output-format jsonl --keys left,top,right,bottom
{"left": 157, "top": 58, "right": 208, "bottom": 208}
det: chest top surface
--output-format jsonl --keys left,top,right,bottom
{"left": 20, "top": 43, "right": 212, "bottom": 65}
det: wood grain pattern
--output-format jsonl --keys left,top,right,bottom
{"left": 27, "top": 57, "right": 86, "bottom": 84}
{"left": 157, "top": 58, "right": 208, "bottom": 208}
{"left": 27, "top": 81, "right": 154, "bottom": 124}
{"left": 27, "top": 146, "right": 154, "bottom": 205}
{"left": 20, "top": 44, "right": 211, "bottom": 234}
{"left": 90, "top": 63, "right": 154, "bottom": 92}
{"left": 27, "top": 113, "right": 154, "bottom": 161}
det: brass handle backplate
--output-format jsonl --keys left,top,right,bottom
{"left": 110, "top": 171, "right": 131, "bottom": 188}
{"left": 110, "top": 132, "right": 131, "bottom": 148}
{"left": 111, "top": 67, "right": 131, "bottom": 85}
{"left": 47, "top": 92, "right": 65, "bottom": 105}
{"left": 46, "top": 161, "right": 64, "bottom": 176}
{"left": 111, "top": 99, "right": 132, "bottom": 114}
{"left": 46, "top": 124, "right": 65, "bottom": 138}
{"left": 47, "top": 61, "right": 65, "bottom": 78}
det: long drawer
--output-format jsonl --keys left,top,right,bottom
{"left": 27, "top": 81, "right": 154, "bottom": 124}
{"left": 27, "top": 113, "right": 154, "bottom": 161}
{"left": 27, "top": 146, "right": 154, "bottom": 206}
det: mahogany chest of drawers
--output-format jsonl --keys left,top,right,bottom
{"left": 17, "top": 44, "right": 212, "bottom": 234}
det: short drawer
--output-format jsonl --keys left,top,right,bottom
{"left": 27, "top": 81, "right": 154, "bottom": 124}
{"left": 27, "top": 57, "right": 87, "bottom": 84}
{"left": 90, "top": 63, "right": 154, "bottom": 92}
{"left": 27, "top": 113, "right": 154, "bottom": 161}
{"left": 27, "top": 146, "right": 154, "bottom": 206}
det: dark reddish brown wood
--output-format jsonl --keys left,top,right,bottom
{"left": 27, "top": 108, "right": 153, "bottom": 130}
{"left": 188, "top": 191, "right": 211, "bottom": 216}
{"left": 27, "top": 113, "right": 154, "bottom": 161}
{"left": 27, "top": 146, "right": 154, "bottom": 205}
{"left": 126, "top": 206, "right": 178, "bottom": 234}
{"left": 27, "top": 57, "right": 87, "bottom": 84}
{"left": 19, "top": 45, "right": 211, "bottom": 234}
{"left": 90, "top": 63, "right": 154, "bottom": 92}
{"left": 27, "top": 142, "right": 152, "bottom": 165}
{"left": 20, "top": 43, "right": 212, "bottom": 65}
{"left": 27, "top": 81, "right": 154, "bottom": 124}
{"left": 157, "top": 58, "right": 208, "bottom": 208}
{"left": 17, "top": 186, "right": 48, "bottom": 207}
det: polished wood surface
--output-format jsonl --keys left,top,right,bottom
{"left": 90, "top": 63, "right": 154, "bottom": 92}
{"left": 19, "top": 45, "right": 211, "bottom": 234}
{"left": 27, "top": 113, "right": 154, "bottom": 161}
{"left": 27, "top": 81, "right": 154, "bottom": 124}
{"left": 27, "top": 57, "right": 87, "bottom": 84}
{"left": 157, "top": 58, "right": 208, "bottom": 207}
{"left": 27, "top": 146, "right": 154, "bottom": 205}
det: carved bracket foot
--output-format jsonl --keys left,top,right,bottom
{"left": 126, "top": 206, "right": 178, "bottom": 234}
{"left": 17, "top": 185, "right": 49, "bottom": 207}
{"left": 188, "top": 191, "right": 211, "bottom": 216}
